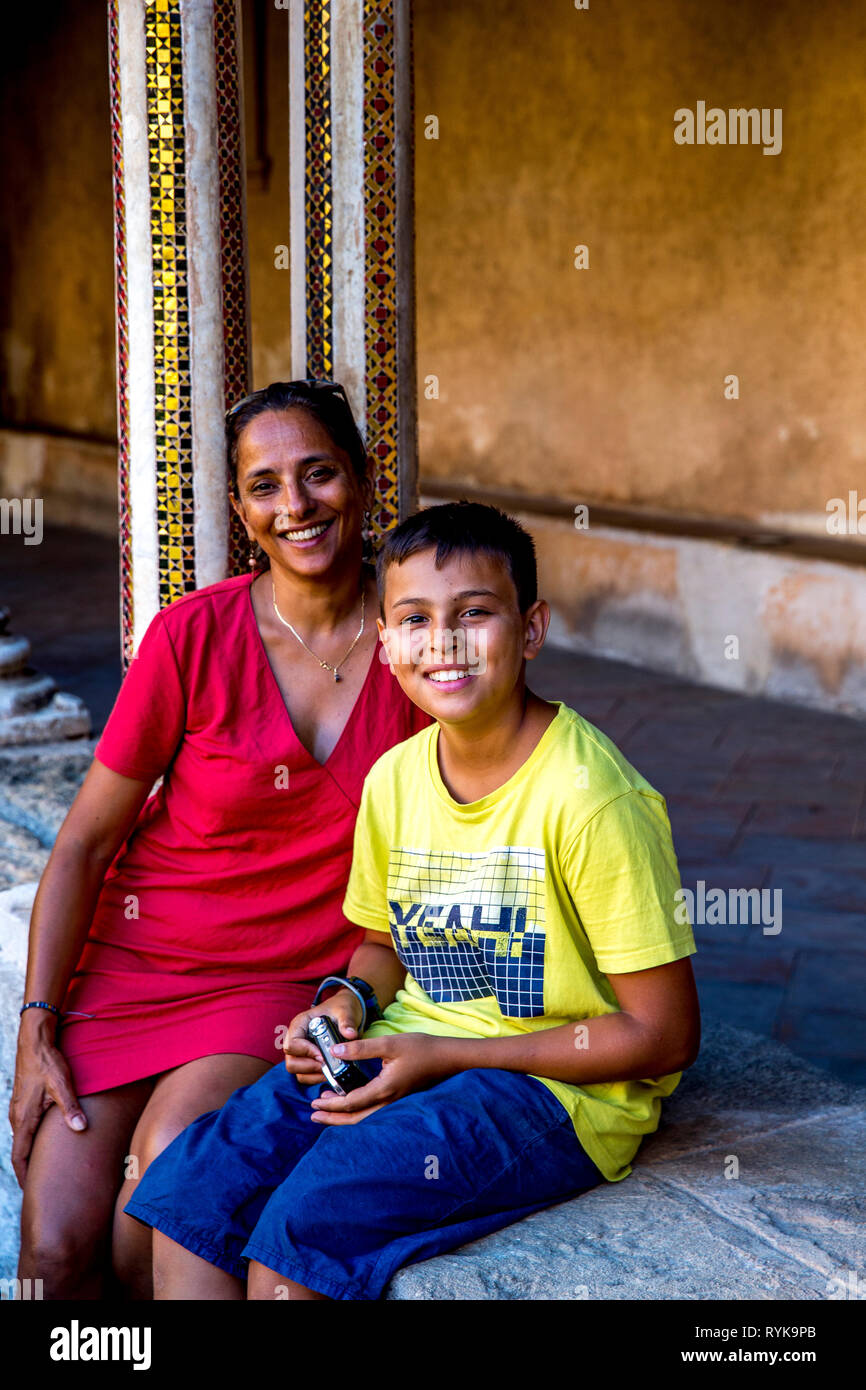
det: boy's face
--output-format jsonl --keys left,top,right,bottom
{"left": 377, "top": 547, "right": 549, "bottom": 727}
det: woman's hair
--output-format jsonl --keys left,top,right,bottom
{"left": 376, "top": 501, "right": 538, "bottom": 613}
{"left": 225, "top": 380, "right": 368, "bottom": 498}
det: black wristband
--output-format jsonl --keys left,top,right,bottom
{"left": 312, "top": 976, "right": 381, "bottom": 1031}
{"left": 346, "top": 976, "right": 383, "bottom": 1026}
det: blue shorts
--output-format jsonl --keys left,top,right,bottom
{"left": 125, "top": 1059, "right": 605, "bottom": 1301}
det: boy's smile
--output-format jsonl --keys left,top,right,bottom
{"left": 424, "top": 666, "right": 475, "bottom": 691}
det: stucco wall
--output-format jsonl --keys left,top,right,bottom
{"left": 0, "top": 1, "right": 292, "bottom": 437}
{"left": 242, "top": 0, "right": 293, "bottom": 392}
{"left": 413, "top": 0, "right": 866, "bottom": 538}
{"left": 3, "top": 0, "right": 864, "bottom": 539}
{"left": 0, "top": 4, "right": 116, "bottom": 441}
{"left": 1, "top": 0, "right": 864, "bottom": 716}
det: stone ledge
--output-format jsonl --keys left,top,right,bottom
{"left": 387, "top": 1024, "right": 865, "bottom": 1299}
{"left": 0, "top": 695, "right": 90, "bottom": 747}
{"left": 1, "top": 881, "right": 863, "bottom": 1298}
{"left": 0, "top": 742, "right": 94, "bottom": 866}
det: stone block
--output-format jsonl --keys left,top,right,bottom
{"left": 387, "top": 1023, "right": 866, "bottom": 1299}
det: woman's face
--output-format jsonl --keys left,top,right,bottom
{"left": 231, "top": 407, "right": 369, "bottom": 580}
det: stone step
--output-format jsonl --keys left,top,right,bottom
{"left": 0, "top": 634, "right": 31, "bottom": 677}
{"left": 0, "top": 692, "right": 90, "bottom": 747}
{"left": 0, "top": 671, "right": 56, "bottom": 717}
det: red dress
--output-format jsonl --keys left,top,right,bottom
{"left": 60, "top": 573, "right": 430, "bottom": 1096}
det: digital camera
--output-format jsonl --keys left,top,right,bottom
{"left": 305, "top": 1014, "right": 369, "bottom": 1096}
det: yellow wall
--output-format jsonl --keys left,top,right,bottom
{"left": 2, "top": 0, "right": 864, "bottom": 541}
{"left": 242, "top": 0, "right": 293, "bottom": 393}
{"left": 413, "top": 0, "right": 866, "bottom": 534}
{"left": 0, "top": 3, "right": 115, "bottom": 440}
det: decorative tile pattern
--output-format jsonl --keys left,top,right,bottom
{"left": 213, "top": 0, "right": 252, "bottom": 576}
{"left": 112, "top": 0, "right": 406, "bottom": 639}
{"left": 108, "top": 0, "right": 135, "bottom": 666}
{"left": 145, "top": 0, "right": 196, "bottom": 609}
{"left": 363, "top": 4, "right": 400, "bottom": 539}
{"left": 300, "top": 1, "right": 405, "bottom": 539}
{"left": 304, "top": 0, "right": 334, "bottom": 381}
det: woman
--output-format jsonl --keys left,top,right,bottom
{"left": 10, "top": 380, "right": 429, "bottom": 1298}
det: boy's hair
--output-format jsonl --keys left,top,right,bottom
{"left": 376, "top": 501, "right": 538, "bottom": 613}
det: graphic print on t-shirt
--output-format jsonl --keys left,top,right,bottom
{"left": 387, "top": 847, "right": 547, "bottom": 1018}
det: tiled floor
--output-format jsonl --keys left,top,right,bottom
{"left": 3, "top": 527, "right": 865, "bottom": 1082}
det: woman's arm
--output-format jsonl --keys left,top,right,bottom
{"left": 23, "top": 760, "right": 154, "bottom": 1005}
{"left": 10, "top": 759, "right": 154, "bottom": 1182}
{"left": 310, "top": 956, "right": 701, "bottom": 1122}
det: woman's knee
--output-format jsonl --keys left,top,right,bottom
{"left": 125, "top": 1117, "right": 184, "bottom": 1179}
{"left": 126, "top": 1054, "right": 273, "bottom": 1177}
{"left": 19, "top": 1171, "right": 115, "bottom": 1294}
{"left": 20, "top": 1206, "right": 99, "bottom": 1283}
{"left": 17, "top": 1089, "right": 150, "bottom": 1294}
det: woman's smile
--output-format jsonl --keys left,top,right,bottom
{"left": 275, "top": 516, "right": 336, "bottom": 547}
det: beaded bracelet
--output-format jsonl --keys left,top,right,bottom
{"left": 19, "top": 1001, "right": 61, "bottom": 1018}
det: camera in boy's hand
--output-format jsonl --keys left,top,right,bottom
{"left": 282, "top": 989, "right": 364, "bottom": 1084}
{"left": 305, "top": 1015, "right": 369, "bottom": 1095}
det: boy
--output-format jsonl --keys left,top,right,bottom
{"left": 126, "top": 502, "right": 699, "bottom": 1301}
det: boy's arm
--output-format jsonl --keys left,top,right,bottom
{"left": 282, "top": 929, "right": 404, "bottom": 1086}
{"left": 311, "top": 954, "right": 700, "bottom": 1122}
{"left": 316, "top": 928, "right": 406, "bottom": 1021}
{"left": 430, "top": 954, "right": 701, "bottom": 1083}
{"left": 311, "top": 761, "right": 405, "bottom": 1028}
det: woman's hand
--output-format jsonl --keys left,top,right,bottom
{"left": 281, "top": 989, "right": 366, "bottom": 1086}
{"left": 9, "top": 1014, "right": 88, "bottom": 1187}
{"left": 309, "top": 1033, "right": 455, "bottom": 1125}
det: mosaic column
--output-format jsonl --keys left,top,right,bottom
{"left": 288, "top": 0, "right": 417, "bottom": 541}
{"left": 109, "top": 0, "right": 251, "bottom": 663}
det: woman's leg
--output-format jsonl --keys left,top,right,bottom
{"left": 112, "top": 1052, "right": 271, "bottom": 1299}
{"left": 18, "top": 1080, "right": 155, "bottom": 1300}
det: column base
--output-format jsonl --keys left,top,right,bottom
{"left": 0, "top": 692, "right": 91, "bottom": 747}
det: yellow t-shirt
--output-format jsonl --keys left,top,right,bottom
{"left": 342, "top": 701, "right": 697, "bottom": 1183}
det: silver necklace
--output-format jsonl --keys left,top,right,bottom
{"left": 271, "top": 582, "right": 366, "bottom": 682}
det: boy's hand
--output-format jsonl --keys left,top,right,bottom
{"left": 309, "top": 1033, "right": 453, "bottom": 1125}
{"left": 282, "top": 990, "right": 365, "bottom": 1086}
